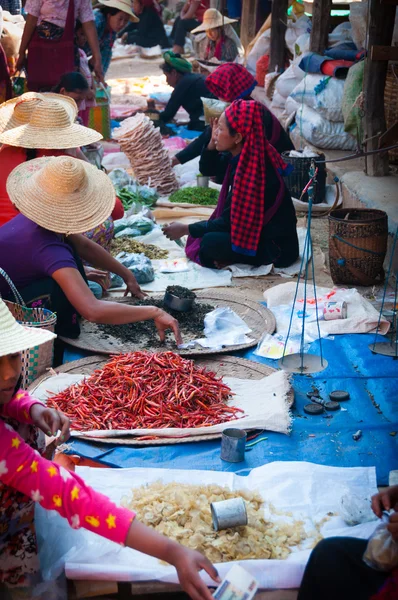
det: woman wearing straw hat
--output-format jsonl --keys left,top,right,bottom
{"left": 92, "top": 0, "right": 139, "bottom": 75}
{"left": 0, "top": 300, "right": 218, "bottom": 596}
{"left": 0, "top": 155, "right": 182, "bottom": 345}
{"left": 191, "top": 9, "right": 242, "bottom": 64}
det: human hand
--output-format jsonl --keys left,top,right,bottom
{"left": 124, "top": 273, "right": 146, "bottom": 299}
{"left": 15, "top": 53, "right": 26, "bottom": 73}
{"left": 371, "top": 486, "right": 398, "bottom": 518}
{"left": 171, "top": 156, "right": 180, "bottom": 167}
{"left": 30, "top": 404, "right": 70, "bottom": 445}
{"left": 92, "top": 59, "right": 105, "bottom": 86}
{"left": 153, "top": 308, "right": 182, "bottom": 345}
{"left": 169, "top": 544, "right": 220, "bottom": 600}
{"left": 208, "top": 117, "right": 219, "bottom": 150}
{"left": 85, "top": 267, "right": 110, "bottom": 291}
{"left": 163, "top": 222, "right": 189, "bottom": 241}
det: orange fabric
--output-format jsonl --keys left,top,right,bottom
{"left": 256, "top": 54, "right": 270, "bottom": 87}
{"left": 0, "top": 146, "right": 66, "bottom": 227}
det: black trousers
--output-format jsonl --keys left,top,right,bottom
{"left": 198, "top": 232, "right": 299, "bottom": 270}
{"left": 171, "top": 17, "right": 200, "bottom": 47}
{"left": 298, "top": 538, "right": 388, "bottom": 600}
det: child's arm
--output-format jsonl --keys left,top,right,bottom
{"left": 1, "top": 390, "right": 44, "bottom": 424}
{"left": 0, "top": 421, "right": 219, "bottom": 597}
{"left": 16, "top": 13, "right": 38, "bottom": 71}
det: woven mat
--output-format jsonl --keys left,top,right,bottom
{"left": 29, "top": 355, "right": 291, "bottom": 446}
{"left": 59, "top": 290, "right": 275, "bottom": 357}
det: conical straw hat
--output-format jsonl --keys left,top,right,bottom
{"left": 0, "top": 99, "right": 102, "bottom": 148}
{"left": 191, "top": 9, "right": 237, "bottom": 34}
{"left": 0, "top": 298, "right": 56, "bottom": 358}
{"left": 0, "top": 92, "right": 77, "bottom": 134}
{"left": 7, "top": 155, "right": 116, "bottom": 235}
{"left": 97, "top": 0, "right": 139, "bottom": 21}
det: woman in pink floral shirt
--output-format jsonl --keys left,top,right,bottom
{"left": 0, "top": 299, "right": 219, "bottom": 598}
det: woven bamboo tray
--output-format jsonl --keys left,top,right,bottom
{"left": 59, "top": 290, "right": 275, "bottom": 356}
{"left": 28, "top": 355, "right": 292, "bottom": 446}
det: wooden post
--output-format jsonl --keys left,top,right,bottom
{"left": 309, "top": 0, "right": 332, "bottom": 54}
{"left": 240, "top": 0, "right": 259, "bottom": 49}
{"left": 363, "top": 0, "right": 396, "bottom": 176}
{"left": 269, "top": 0, "right": 288, "bottom": 72}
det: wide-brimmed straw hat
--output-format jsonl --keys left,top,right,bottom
{"left": 0, "top": 92, "right": 77, "bottom": 134}
{"left": 6, "top": 155, "right": 116, "bottom": 235}
{"left": 0, "top": 99, "right": 102, "bottom": 148}
{"left": 191, "top": 9, "right": 237, "bottom": 34}
{"left": 97, "top": 0, "right": 139, "bottom": 21}
{"left": 0, "top": 299, "right": 56, "bottom": 358}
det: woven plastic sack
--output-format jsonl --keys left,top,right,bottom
{"left": 0, "top": 268, "right": 56, "bottom": 389}
{"left": 246, "top": 29, "right": 271, "bottom": 76}
{"left": 289, "top": 73, "right": 345, "bottom": 122}
{"left": 275, "top": 60, "right": 305, "bottom": 99}
{"left": 342, "top": 60, "right": 364, "bottom": 138}
{"left": 295, "top": 105, "right": 356, "bottom": 150}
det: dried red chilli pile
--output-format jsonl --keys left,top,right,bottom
{"left": 47, "top": 352, "right": 243, "bottom": 432}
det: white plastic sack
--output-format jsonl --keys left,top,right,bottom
{"left": 271, "top": 90, "right": 286, "bottom": 110}
{"left": 246, "top": 30, "right": 271, "bottom": 75}
{"left": 294, "top": 32, "right": 310, "bottom": 59}
{"left": 275, "top": 61, "right": 305, "bottom": 99}
{"left": 285, "top": 95, "right": 300, "bottom": 117}
{"left": 328, "top": 22, "right": 353, "bottom": 47}
{"left": 295, "top": 105, "right": 356, "bottom": 150}
{"left": 289, "top": 73, "right": 345, "bottom": 122}
{"left": 285, "top": 16, "right": 312, "bottom": 54}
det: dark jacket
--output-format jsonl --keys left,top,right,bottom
{"left": 126, "top": 8, "right": 169, "bottom": 48}
{"left": 176, "top": 108, "right": 294, "bottom": 167}
{"left": 159, "top": 73, "right": 215, "bottom": 131}
{"left": 189, "top": 149, "right": 298, "bottom": 267}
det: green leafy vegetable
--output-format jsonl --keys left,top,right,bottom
{"left": 169, "top": 187, "right": 219, "bottom": 206}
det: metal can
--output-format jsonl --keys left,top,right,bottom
{"left": 211, "top": 497, "right": 248, "bottom": 531}
{"left": 220, "top": 428, "right": 246, "bottom": 463}
{"left": 323, "top": 301, "right": 347, "bottom": 321}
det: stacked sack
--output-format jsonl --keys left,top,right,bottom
{"left": 286, "top": 72, "right": 356, "bottom": 150}
{"left": 270, "top": 33, "right": 309, "bottom": 112}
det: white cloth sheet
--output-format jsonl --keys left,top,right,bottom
{"left": 35, "top": 462, "right": 379, "bottom": 589}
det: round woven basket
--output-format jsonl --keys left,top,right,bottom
{"left": 328, "top": 208, "right": 388, "bottom": 286}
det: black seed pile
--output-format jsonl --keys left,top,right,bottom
{"left": 96, "top": 298, "right": 214, "bottom": 347}
{"left": 166, "top": 285, "right": 196, "bottom": 300}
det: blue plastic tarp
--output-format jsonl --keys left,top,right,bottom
{"left": 63, "top": 333, "right": 398, "bottom": 485}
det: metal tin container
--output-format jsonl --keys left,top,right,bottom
{"left": 323, "top": 301, "right": 347, "bottom": 321}
{"left": 211, "top": 497, "right": 248, "bottom": 531}
{"left": 163, "top": 291, "right": 194, "bottom": 312}
{"left": 220, "top": 428, "right": 246, "bottom": 463}
{"left": 197, "top": 175, "right": 209, "bottom": 188}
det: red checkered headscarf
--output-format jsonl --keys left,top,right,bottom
{"left": 206, "top": 64, "right": 257, "bottom": 102}
{"left": 225, "top": 100, "right": 289, "bottom": 256}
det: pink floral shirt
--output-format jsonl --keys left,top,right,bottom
{"left": 25, "top": 0, "right": 94, "bottom": 27}
{"left": 0, "top": 391, "right": 135, "bottom": 545}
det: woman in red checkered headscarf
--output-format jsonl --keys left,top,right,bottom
{"left": 164, "top": 100, "right": 299, "bottom": 269}
{"left": 172, "top": 63, "right": 293, "bottom": 167}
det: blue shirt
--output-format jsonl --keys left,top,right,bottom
{"left": 92, "top": 9, "right": 116, "bottom": 75}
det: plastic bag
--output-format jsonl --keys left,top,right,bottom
{"left": 285, "top": 15, "right": 312, "bottom": 54}
{"left": 108, "top": 167, "right": 133, "bottom": 189}
{"left": 295, "top": 105, "right": 357, "bottom": 151}
{"left": 114, "top": 212, "right": 155, "bottom": 237}
{"left": 363, "top": 514, "right": 398, "bottom": 571}
{"left": 202, "top": 98, "right": 229, "bottom": 125}
{"left": 254, "top": 332, "right": 302, "bottom": 360}
{"left": 246, "top": 30, "right": 271, "bottom": 75}
{"left": 340, "top": 494, "right": 377, "bottom": 526}
{"left": 111, "top": 252, "right": 154, "bottom": 287}
{"left": 179, "top": 307, "right": 253, "bottom": 350}
{"left": 275, "top": 61, "right": 305, "bottom": 99}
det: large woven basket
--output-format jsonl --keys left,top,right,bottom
{"left": 281, "top": 152, "right": 326, "bottom": 204}
{"left": 0, "top": 269, "right": 56, "bottom": 389}
{"left": 384, "top": 64, "right": 398, "bottom": 165}
{"left": 328, "top": 209, "right": 388, "bottom": 286}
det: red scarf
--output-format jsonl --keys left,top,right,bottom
{"left": 206, "top": 63, "right": 257, "bottom": 101}
{"left": 205, "top": 34, "right": 224, "bottom": 61}
{"left": 225, "top": 100, "right": 289, "bottom": 256}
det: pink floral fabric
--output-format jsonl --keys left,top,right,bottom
{"left": 25, "top": 0, "right": 94, "bottom": 27}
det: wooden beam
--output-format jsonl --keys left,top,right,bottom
{"left": 270, "top": 0, "right": 288, "bottom": 72}
{"left": 371, "top": 45, "right": 398, "bottom": 61}
{"left": 309, "top": 0, "right": 332, "bottom": 54}
{"left": 240, "top": 0, "right": 259, "bottom": 49}
{"left": 380, "top": 0, "right": 398, "bottom": 5}
{"left": 363, "top": 0, "right": 396, "bottom": 176}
